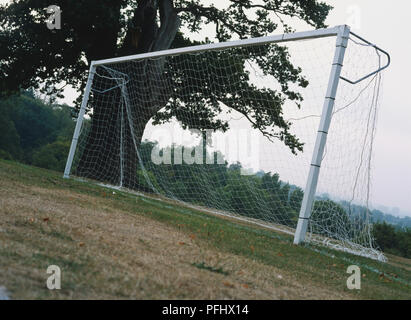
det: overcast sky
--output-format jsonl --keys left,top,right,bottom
{"left": 1, "top": 0, "right": 410, "bottom": 216}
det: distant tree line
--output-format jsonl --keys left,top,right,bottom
{"left": 0, "top": 91, "right": 74, "bottom": 171}
{"left": 0, "top": 92, "right": 409, "bottom": 258}
{"left": 372, "top": 222, "right": 411, "bottom": 258}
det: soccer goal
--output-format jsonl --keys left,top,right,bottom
{"left": 64, "top": 25, "right": 390, "bottom": 261}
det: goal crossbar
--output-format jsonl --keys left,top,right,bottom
{"left": 91, "top": 26, "right": 343, "bottom": 67}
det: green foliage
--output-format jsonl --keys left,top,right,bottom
{"left": 373, "top": 222, "right": 411, "bottom": 258}
{"left": 311, "top": 199, "right": 351, "bottom": 238}
{"left": 9, "top": 93, "right": 59, "bottom": 160}
{"left": 0, "top": 149, "right": 13, "bottom": 160}
{"left": 371, "top": 208, "right": 411, "bottom": 229}
{"left": 32, "top": 140, "right": 71, "bottom": 172}
{"left": 222, "top": 172, "right": 268, "bottom": 219}
{"left": 136, "top": 169, "right": 163, "bottom": 194}
{"left": 0, "top": 0, "right": 331, "bottom": 95}
{"left": 290, "top": 187, "right": 304, "bottom": 213}
{"left": 0, "top": 95, "right": 22, "bottom": 159}
{"left": 341, "top": 200, "right": 411, "bottom": 229}
{"left": 0, "top": 92, "right": 75, "bottom": 169}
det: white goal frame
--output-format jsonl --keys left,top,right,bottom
{"left": 63, "top": 24, "right": 390, "bottom": 247}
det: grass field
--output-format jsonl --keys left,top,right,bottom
{"left": 0, "top": 159, "right": 410, "bottom": 299}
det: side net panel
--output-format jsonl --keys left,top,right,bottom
{"left": 70, "top": 35, "right": 385, "bottom": 260}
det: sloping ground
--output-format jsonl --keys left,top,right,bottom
{"left": 0, "top": 160, "right": 410, "bottom": 299}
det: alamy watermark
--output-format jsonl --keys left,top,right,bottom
{"left": 346, "top": 265, "right": 361, "bottom": 290}
{"left": 46, "top": 5, "right": 61, "bottom": 30}
{"left": 46, "top": 265, "right": 61, "bottom": 290}
{"left": 149, "top": 127, "right": 260, "bottom": 176}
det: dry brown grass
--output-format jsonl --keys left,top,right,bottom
{"left": 1, "top": 160, "right": 410, "bottom": 300}
{"left": 0, "top": 178, "right": 354, "bottom": 299}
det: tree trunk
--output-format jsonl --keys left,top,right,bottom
{"left": 76, "top": 0, "right": 180, "bottom": 190}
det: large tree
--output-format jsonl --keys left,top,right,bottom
{"left": 0, "top": 0, "right": 332, "bottom": 187}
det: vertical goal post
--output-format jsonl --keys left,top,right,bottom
{"left": 293, "top": 25, "right": 351, "bottom": 244}
{"left": 63, "top": 25, "right": 390, "bottom": 257}
{"left": 63, "top": 65, "right": 96, "bottom": 179}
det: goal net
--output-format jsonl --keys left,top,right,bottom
{"left": 65, "top": 26, "right": 388, "bottom": 261}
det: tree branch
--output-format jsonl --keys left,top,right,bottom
{"left": 120, "top": 0, "right": 158, "bottom": 55}
{"left": 175, "top": 3, "right": 244, "bottom": 38}
{"left": 153, "top": 0, "right": 181, "bottom": 51}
